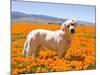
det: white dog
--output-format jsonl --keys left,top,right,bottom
{"left": 22, "top": 19, "right": 77, "bottom": 58}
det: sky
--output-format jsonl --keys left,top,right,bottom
{"left": 12, "top": 1, "right": 96, "bottom": 23}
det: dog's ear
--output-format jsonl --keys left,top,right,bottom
{"left": 61, "top": 23, "right": 67, "bottom": 32}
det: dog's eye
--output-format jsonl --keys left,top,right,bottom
{"left": 71, "top": 23, "right": 74, "bottom": 26}
{"left": 67, "top": 25, "right": 69, "bottom": 28}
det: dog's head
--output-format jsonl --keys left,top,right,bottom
{"left": 61, "top": 19, "right": 77, "bottom": 34}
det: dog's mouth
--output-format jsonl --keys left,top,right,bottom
{"left": 71, "top": 29, "right": 75, "bottom": 34}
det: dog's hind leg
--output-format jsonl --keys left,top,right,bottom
{"left": 29, "top": 38, "right": 41, "bottom": 58}
{"left": 32, "top": 46, "right": 41, "bottom": 58}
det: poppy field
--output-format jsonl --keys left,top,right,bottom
{"left": 11, "top": 22, "right": 96, "bottom": 75}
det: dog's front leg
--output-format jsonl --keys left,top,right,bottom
{"left": 57, "top": 49, "right": 66, "bottom": 58}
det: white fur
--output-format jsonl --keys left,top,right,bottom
{"left": 22, "top": 19, "right": 77, "bottom": 58}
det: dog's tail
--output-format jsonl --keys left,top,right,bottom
{"left": 22, "top": 39, "right": 29, "bottom": 57}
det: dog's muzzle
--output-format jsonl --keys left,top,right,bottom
{"left": 71, "top": 29, "right": 75, "bottom": 33}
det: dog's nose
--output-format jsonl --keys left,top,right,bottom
{"left": 71, "top": 29, "right": 75, "bottom": 33}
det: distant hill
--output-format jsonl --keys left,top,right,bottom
{"left": 11, "top": 11, "right": 95, "bottom": 25}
